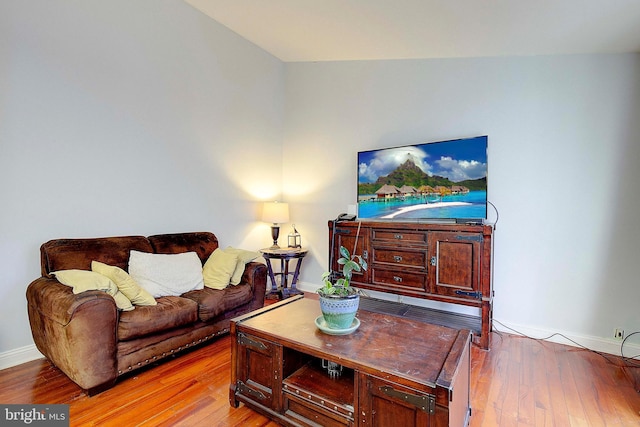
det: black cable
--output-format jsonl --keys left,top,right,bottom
{"left": 620, "top": 332, "right": 640, "bottom": 391}
{"left": 492, "top": 319, "right": 640, "bottom": 369}
{"left": 486, "top": 200, "right": 499, "bottom": 229}
{"left": 621, "top": 331, "right": 640, "bottom": 368}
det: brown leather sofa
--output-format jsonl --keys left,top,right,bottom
{"left": 26, "top": 232, "right": 267, "bottom": 394}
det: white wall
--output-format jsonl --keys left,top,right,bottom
{"left": 2, "top": 1, "right": 639, "bottom": 365}
{"left": 0, "top": 0, "right": 284, "bottom": 356}
{"left": 283, "top": 54, "right": 640, "bottom": 351}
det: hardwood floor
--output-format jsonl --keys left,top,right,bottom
{"left": 471, "top": 332, "right": 640, "bottom": 426}
{"left": 1, "top": 331, "right": 639, "bottom": 426}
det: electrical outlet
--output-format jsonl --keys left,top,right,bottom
{"left": 614, "top": 328, "right": 624, "bottom": 340}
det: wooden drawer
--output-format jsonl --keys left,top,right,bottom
{"left": 371, "top": 268, "right": 428, "bottom": 293}
{"left": 372, "top": 229, "right": 428, "bottom": 245}
{"left": 372, "top": 247, "right": 427, "bottom": 269}
{"left": 284, "top": 393, "right": 353, "bottom": 427}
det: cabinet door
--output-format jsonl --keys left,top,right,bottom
{"left": 359, "top": 374, "right": 433, "bottom": 427}
{"left": 234, "top": 332, "right": 282, "bottom": 411}
{"left": 428, "top": 231, "right": 482, "bottom": 301}
{"left": 330, "top": 224, "right": 370, "bottom": 284}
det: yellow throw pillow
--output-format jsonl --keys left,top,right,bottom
{"left": 202, "top": 249, "right": 238, "bottom": 289}
{"left": 52, "top": 269, "right": 134, "bottom": 311}
{"left": 111, "top": 292, "right": 134, "bottom": 311}
{"left": 91, "top": 261, "right": 157, "bottom": 306}
{"left": 223, "top": 247, "right": 261, "bottom": 285}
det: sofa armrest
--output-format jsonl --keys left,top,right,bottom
{"left": 26, "top": 277, "right": 119, "bottom": 392}
{"left": 241, "top": 261, "right": 267, "bottom": 307}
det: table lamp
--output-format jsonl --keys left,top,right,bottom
{"left": 262, "top": 202, "right": 289, "bottom": 249}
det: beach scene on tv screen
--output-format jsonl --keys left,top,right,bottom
{"left": 358, "top": 136, "right": 488, "bottom": 220}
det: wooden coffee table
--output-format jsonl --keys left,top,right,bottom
{"left": 229, "top": 295, "right": 471, "bottom": 427}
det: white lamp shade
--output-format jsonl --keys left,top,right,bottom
{"left": 262, "top": 202, "right": 289, "bottom": 224}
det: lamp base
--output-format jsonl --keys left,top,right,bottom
{"left": 270, "top": 225, "right": 281, "bottom": 249}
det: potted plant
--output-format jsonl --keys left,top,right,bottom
{"left": 317, "top": 245, "right": 368, "bottom": 330}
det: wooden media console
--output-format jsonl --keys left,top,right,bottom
{"left": 329, "top": 220, "right": 494, "bottom": 349}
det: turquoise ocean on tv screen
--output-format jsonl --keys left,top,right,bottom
{"left": 358, "top": 191, "right": 487, "bottom": 220}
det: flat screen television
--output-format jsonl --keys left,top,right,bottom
{"left": 357, "top": 136, "right": 488, "bottom": 222}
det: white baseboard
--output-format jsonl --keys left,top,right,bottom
{"left": 296, "top": 281, "right": 640, "bottom": 357}
{"left": 0, "top": 345, "right": 43, "bottom": 370}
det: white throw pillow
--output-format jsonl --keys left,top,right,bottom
{"left": 128, "top": 250, "right": 204, "bottom": 298}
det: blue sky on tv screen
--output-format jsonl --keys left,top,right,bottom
{"left": 358, "top": 136, "right": 487, "bottom": 184}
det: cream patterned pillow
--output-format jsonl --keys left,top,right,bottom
{"left": 52, "top": 269, "right": 134, "bottom": 311}
{"left": 128, "top": 250, "right": 204, "bottom": 298}
{"left": 202, "top": 248, "right": 238, "bottom": 289}
{"left": 91, "top": 261, "right": 156, "bottom": 306}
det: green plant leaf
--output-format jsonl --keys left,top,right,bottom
{"left": 339, "top": 246, "right": 350, "bottom": 260}
{"left": 348, "top": 260, "right": 361, "bottom": 272}
{"left": 353, "top": 255, "right": 368, "bottom": 271}
{"left": 322, "top": 244, "right": 367, "bottom": 294}
{"left": 342, "top": 264, "right": 353, "bottom": 280}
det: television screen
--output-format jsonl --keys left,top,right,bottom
{"left": 357, "top": 136, "right": 488, "bottom": 221}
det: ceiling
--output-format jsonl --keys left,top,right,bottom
{"left": 184, "top": 0, "right": 640, "bottom": 62}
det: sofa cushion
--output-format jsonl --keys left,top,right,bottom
{"left": 128, "top": 251, "right": 204, "bottom": 298}
{"left": 118, "top": 296, "right": 198, "bottom": 341}
{"left": 40, "top": 236, "right": 152, "bottom": 276}
{"left": 181, "top": 283, "right": 254, "bottom": 322}
{"left": 148, "top": 232, "right": 219, "bottom": 264}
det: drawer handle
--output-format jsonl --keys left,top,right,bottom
{"left": 379, "top": 386, "right": 434, "bottom": 413}
{"left": 238, "top": 333, "right": 267, "bottom": 351}
{"left": 430, "top": 256, "right": 437, "bottom": 266}
{"left": 393, "top": 276, "right": 403, "bottom": 283}
{"left": 237, "top": 381, "right": 267, "bottom": 401}
{"left": 393, "top": 255, "right": 403, "bottom": 262}
{"left": 394, "top": 234, "right": 404, "bottom": 240}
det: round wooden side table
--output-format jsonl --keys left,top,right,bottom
{"left": 260, "top": 247, "right": 308, "bottom": 299}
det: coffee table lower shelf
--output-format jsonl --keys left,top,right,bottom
{"left": 283, "top": 361, "right": 355, "bottom": 426}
